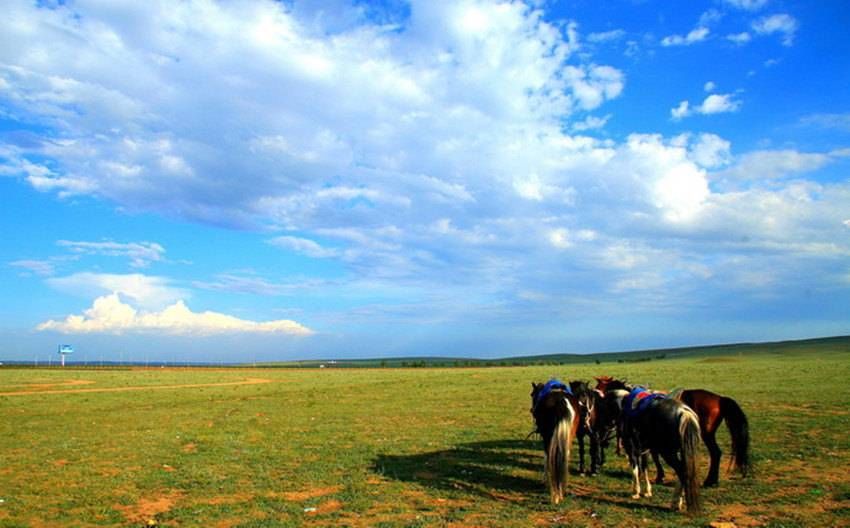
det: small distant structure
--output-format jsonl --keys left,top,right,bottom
{"left": 58, "top": 344, "right": 73, "bottom": 367}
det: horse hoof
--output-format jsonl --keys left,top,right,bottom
{"left": 643, "top": 492, "right": 652, "bottom": 498}
{"left": 631, "top": 493, "right": 641, "bottom": 500}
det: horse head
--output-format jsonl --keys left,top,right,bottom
{"left": 594, "top": 375, "right": 613, "bottom": 391}
{"left": 595, "top": 375, "right": 630, "bottom": 392}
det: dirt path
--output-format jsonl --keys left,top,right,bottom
{"left": 0, "top": 377, "right": 276, "bottom": 397}
{"left": 4, "top": 379, "right": 96, "bottom": 390}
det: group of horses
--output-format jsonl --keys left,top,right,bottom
{"left": 530, "top": 376, "right": 750, "bottom": 514}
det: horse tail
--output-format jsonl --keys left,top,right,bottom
{"left": 720, "top": 396, "right": 751, "bottom": 477}
{"left": 679, "top": 405, "right": 701, "bottom": 514}
{"left": 547, "top": 397, "right": 575, "bottom": 504}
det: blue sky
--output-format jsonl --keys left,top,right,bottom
{"left": 1, "top": 0, "right": 849, "bottom": 362}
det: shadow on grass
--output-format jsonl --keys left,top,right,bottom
{"left": 372, "top": 438, "right": 674, "bottom": 512}
{"left": 372, "top": 438, "right": 541, "bottom": 501}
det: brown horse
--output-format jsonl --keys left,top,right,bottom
{"left": 530, "top": 380, "right": 581, "bottom": 504}
{"left": 595, "top": 376, "right": 750, "bottom": 487}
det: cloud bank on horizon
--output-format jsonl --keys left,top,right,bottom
{"left": 36, "top": 293, "right": 313, "bottom": 336}
{"left": 1, "top": 0, "right": 848, "bottom": 359}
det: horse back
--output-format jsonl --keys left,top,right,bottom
{"left": 680, "top": 389, "right": 723, "bottom": 429}
{"left": 534, "top": 390, "right": 580, "bottom": 431}
{"left": 626, "top": 397, "right": 694, "bottom": 452}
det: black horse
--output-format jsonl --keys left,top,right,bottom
{"left": 569, "top": 380, "right": 619, "bottom": 475}
{"left": 596, "top": 376, "right": 750, "bottom": 487}
{"left": 621, "top": 387, "right": 701, "bottom": 514}
{"left": 530, "top": 379, "right": 581, "bottom": 504}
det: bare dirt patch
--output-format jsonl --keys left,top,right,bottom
{"left": 3, "top": 379, "right": 96, "bottom": 392}
{"left": 714, "top": 503, "right": 764, "bottom": 527}
{"left": 113, "top": 490, "right": 183, "bottom": 524}
{"left": 275, "top": 485, "right": 343, "bottom": 502}
{"left": 0, "top": 378, "right": 275, "bottom": 396}
{"left": 196, "top": 492, "right": 255, "bottom": 506}
{"left": 307, "top": 499, "right": 343, "bottom": 515}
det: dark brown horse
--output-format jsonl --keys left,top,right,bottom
{"left": 621, "top": 387, "right": 702, "bottom": 513}
{"left": 595, "top": 376, "right": 750, "bottom": 487}
{"left": 569, "top": 380, "right": 618, "bottom": 475}
{"left": 530, "top": 379, "right": 581, "bottom": 504}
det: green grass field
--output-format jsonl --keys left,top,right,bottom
{"left": 1, "top": 344, "right": 849, "bottom": 527}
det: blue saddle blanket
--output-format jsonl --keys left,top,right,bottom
{"left": 623, "top": 387, "right": 666, "bottom": 418}
{"left": 535, "top": 379, "right": 572, "bottom": 406}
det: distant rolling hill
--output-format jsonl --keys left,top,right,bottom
{"left": 250, "top": 335, "right": 850, "bottom": 368}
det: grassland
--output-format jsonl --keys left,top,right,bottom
{"left": 1, "top": 342, "right": 849, "bottom": 527}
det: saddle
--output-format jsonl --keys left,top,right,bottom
{"left": 623, "top": 387, "right": 666, "bottom": 418}
{"left": 534, "top": 379, "right": 572, "bottom": 409}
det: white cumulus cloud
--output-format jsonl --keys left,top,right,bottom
{"left": 727, "top": 32, "right": 752, "bottom": 45}
{"left": 752, "top": 14, "right": 798, "bottom": 46}
{"left": 700, "top": 93, "right": 742, "bottom": 114}
{"left": 46, "top": 273, "right": 187, "bottom": 311}
{"left": 36, "top": 293, "right": 313, "bottom": 336}
{"left": 671, "top": 93, "right": 741, "bottom": 120}
{"left": 719, "top": 149, "right": 834, "bottom": 181}
{"left": 661, "top": 27, "right": 710, "bottom": 47}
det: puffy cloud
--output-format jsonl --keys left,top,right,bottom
{"left": 671, "top": 100, "right": 691, "bottom": 120}
{"left": 571, "top": 114, "right": 611, "bottom": 132}
{"left": 690, "top": 133, "right": 732, "bottom": 169}
{"left": 619, "top": 134, "right": 710, "bottom": 222}
{"left": 36, "top": 293, "right": 313, "bottom": 335}
{"left": 0, "top": 0, "right": 621, "bottom": 230}
{"left": 671, "top": 93, "right": 741, "bottom": 119}
{"left": 699, "top": 93, "right": 742, "bottom": 114}
{"left": 719, "top": 149, "right": 834, "bottom": 181}
{"left": 2, "top": 0, "right": 848, "bottom": 334}
{"left": 562, "top": 65, "right": 625, "bottom": 111}
{"left": 661, "top": 27, "right": 710, "bottom": 47}
{"left": 752, "top": 14, "right": 798, "bottom": 46}
{"left": 46, "top": 272, "right": 187, "bottom": 311}
{"left": 726, "top": 32, "right": 752, "bottom": 45}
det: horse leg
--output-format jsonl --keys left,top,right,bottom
{"left": 599, "top": 441, "right": 608, "bottom": 469}
{"left": 630, "top": 456, "right": 642, "bottom": 499}
{"left": 662, "top": 451, "right": 686, "bottom": 512}
{"left": 589, "top": 433, "right": 599, "bottom": 475}
{"left": 703, "top": 429, "right": 722, "bottom": 487}
{"left": 652, "top": 451, "right": 665, "bottom": 484}
{"left": 641, "top": 453, "right": 653, "bottom": 497}
{"left": 578, "top": 432, "right": 586, "bottom": 474}
{"left": 616, "top": 429, "right": 623, "bottom": 456}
